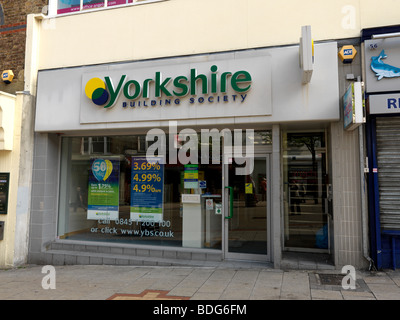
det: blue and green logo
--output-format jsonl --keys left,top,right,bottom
{"left": 85, "top": 77, "right": 110, "bottom": 107}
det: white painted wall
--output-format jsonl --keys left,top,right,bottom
{"left": 0, "top": 92, "right": 23, "bottom": 267}
{"left": 33, "top": 0, "right": 400, "bottom": 72}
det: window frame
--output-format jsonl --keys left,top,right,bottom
{"left": 49, "top": 0, "right": 166, "bottom": 16}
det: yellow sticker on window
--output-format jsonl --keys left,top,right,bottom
{"left": 245, "top": 183, "right": 253, "bottom": 194}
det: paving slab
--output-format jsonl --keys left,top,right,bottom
{"left": 341, "top": 290, "right": 376, "bottom": 300}
{"left": 367, "top": 284, "right": 400, "bottom": 300}
{"left": 281, "top": 271, "right": 311, "bottom": 299}
{"left": 363, "top": 273, "right": 397, "bottom": 285}
{"left": 191, "top": 292, "right": 222, "bottom": 300}
{"left": 311, "top": 289, "right": 343, "bottom": 300}
{"left": 167, "top": 286, "right": 199, "bottom": 297}
{"left": 250, "top": 287, "right": 281, "bottom": 300}
{"left": 1, "top": 264, "right": 400, "bottom": 300}
{"left": 197, "top": 279, "right": 231, "bottom": 294}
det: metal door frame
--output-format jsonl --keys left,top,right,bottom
{"left": 222, "top": 153, "right": 271, "bottom": 262}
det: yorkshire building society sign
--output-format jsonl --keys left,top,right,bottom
{"left": 80, "top": 55, "right": 272, "bottom": 124}
{"left": 84, "top": 67, "right": 252, "bottom": 109}
{"left": 35, "top": 43, "right": 340, "bottom": 132}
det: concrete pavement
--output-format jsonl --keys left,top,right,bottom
{"left": 1, "top": 263, "right": 400, "bottom": 300}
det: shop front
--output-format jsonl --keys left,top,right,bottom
{"left": 29, "top": 42, "right": 340, "bottom": 267}
{"left": 363, "top": 26, "right": 400, "bottom": 269}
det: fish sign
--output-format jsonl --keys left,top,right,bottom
{"left": 371, "top": 50, "right": 400, "bottom": 80}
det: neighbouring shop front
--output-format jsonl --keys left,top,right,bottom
{"left": 363, "top": 26, "right": 400, "bottom": 269}
{"left": 29, "top": 42, "right": 340, "bottom": 266}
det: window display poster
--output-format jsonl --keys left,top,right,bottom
{"left": 184, "top": 164, "right": 199, "bottom": 189}
{"left": 57, "top": 0, "right": 128, "bottom": 14}
{"left": 108, "top": 0, "right": 127, "bottom": 6}
{"left": 57, "top": 0, "right": 80, "bottom": 14}
{"left": 130, "top": 156, "right": 164, "bottom": 222}
{"left": 87, "top": 158, "right": 120, "bottom": 220}
{"left": 83, "top": 0, "right": 104, "bottom": 10}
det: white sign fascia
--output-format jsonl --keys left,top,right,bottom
{"left": 369, "top": 93, "right": 400, "bottom": 115}
{"left": 299, "top": 25, "right": 314, "bottom": 84}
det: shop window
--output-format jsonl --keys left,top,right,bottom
{"left": 57, "top": 131, "right": 270, "bottom": 249}
{"left": 57, "top": 0, "right": 80, "bottom": 14}
{"left": 83, "top": 0, "right": 105, "bottom": 10}
{"left": 282, "top": 131, "right": 330, "bottom": 251}
{"left": 57, "top": 134, "right": 223, "bottom": 249}
{"left": 57, "top": 0, "right": 144, "bottom": 15}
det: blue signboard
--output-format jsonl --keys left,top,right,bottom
{"left": 130, "top": 156, "right": 164, "bottom": 222}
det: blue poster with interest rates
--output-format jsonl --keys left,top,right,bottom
{"left": 130, "top": 156, "right": 164, "bottom": 222}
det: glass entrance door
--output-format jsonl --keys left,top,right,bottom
{"left": 282, "top": 131, "right": 331, "bottom": 252}
{"left": 223, "top": 155, "right": 270, "bottom": 261}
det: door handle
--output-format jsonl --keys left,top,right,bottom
{"left": 225, "top": 186, "right": 233, "bottom": 219}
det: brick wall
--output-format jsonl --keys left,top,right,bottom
{"left": 0, "top": 1, "right": 47, "bottom": 94}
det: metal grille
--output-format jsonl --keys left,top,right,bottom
{"left": 316, "top": 273, "right": 343, "bottom": 286}
{"left": 376, "top": 117, "right": 400, "bottom": 230}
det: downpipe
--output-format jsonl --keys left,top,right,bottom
{"left": 359, "top": 125, "right": 376, "bottom": 271}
